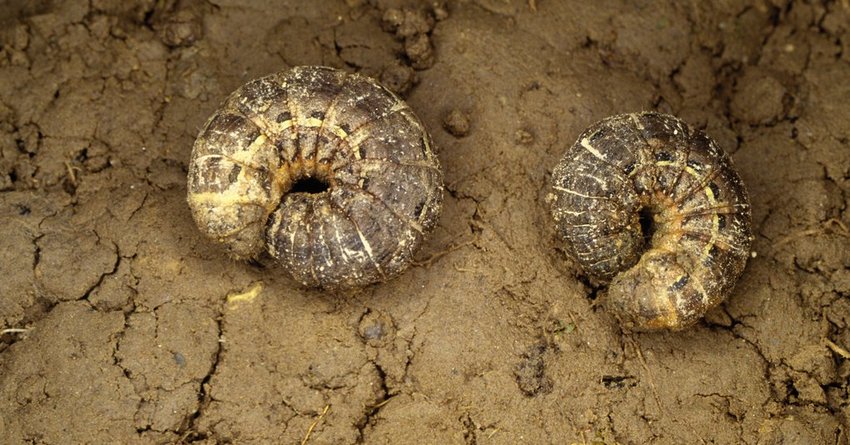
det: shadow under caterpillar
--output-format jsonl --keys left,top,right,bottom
{"left": 548, "top": 112, "right": 753, "bottom": 331}
{"left": 187, "top": 66, "right": 444, "bottom": 289}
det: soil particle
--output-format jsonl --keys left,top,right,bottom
{"left": 358, "top": 310, "right": 396, "bottom": 347}
{"left": 514, "top": 341, "right": 553, "bottom": 396}
{"left": 443, "top": 108, "right": 471, "bottom": 137}
{"left": 403, "top": 33, "right": 435, "bottom": 69}
{"left": 155, "top": 8, "right": 204, "bottom": 48}
{"left": 381, "top": 7, "right": 435, "bottom": 38}
{"left": 379, "top": 61, "right": 416, "bottom": 95}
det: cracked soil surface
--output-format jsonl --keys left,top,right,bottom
{"left": 1, "top": 0, "right": 850, "bottom": 443}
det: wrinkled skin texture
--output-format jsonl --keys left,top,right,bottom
{"left": 549, "top": 112, "right": 752, "bottom": 330}
{"left": 188, "top": 66, "right": 443, "bottom": 288}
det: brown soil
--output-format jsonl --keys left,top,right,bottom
{"left": 1, "top": 1, "right": 849, "bottom": 444}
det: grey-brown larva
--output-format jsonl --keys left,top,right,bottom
{"left": 547, "top": 112, "right": 752, "bottom": 331}
{"left": 187, "top": 66, "right": 443, "bottom": 288}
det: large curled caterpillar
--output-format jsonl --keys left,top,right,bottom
{"left": 547, "top": 112, "right": 752, "bottom": 331}
{"left": 187, "top": 66, "right": 443, "bottom": 289}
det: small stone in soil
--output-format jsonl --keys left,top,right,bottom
{"left": 443, "top": 109, "right": 471, "bottom": 137}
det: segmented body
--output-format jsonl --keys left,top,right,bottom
{"left": 548, "top": 112, "right": 752, "bottom": 330}
{"left": 187, "top": 66, "right": 443, "bottom": 288}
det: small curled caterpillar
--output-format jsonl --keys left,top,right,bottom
{"left": 187, "top": 66, "right": 444, "bottom": 289}
{"left": 547, "top": 112, "right": 752, "bottom": 331}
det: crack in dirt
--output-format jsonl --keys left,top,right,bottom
{"left": 178, "top": 305, "right": 224, "bottom": 442}
{"left": 353, "top": 361, "right": 393, "bottom": 444}
{"left": 461, "top": 412, "right": 478, "bottom": 445}
{"left": 80, "top": 235, "right": 120, "bottom": 303}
